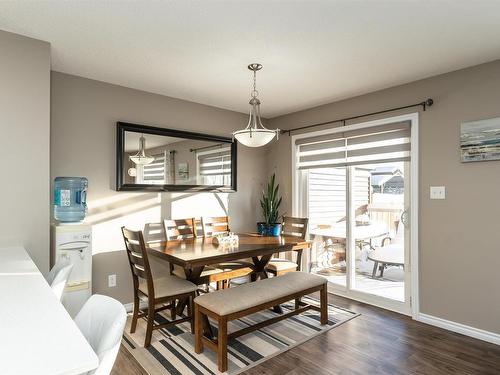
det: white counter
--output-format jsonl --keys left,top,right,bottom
{"left": 0, "top": 246, "right": 98, "bottom": 375}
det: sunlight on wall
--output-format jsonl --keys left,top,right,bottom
{"left": 87, "top": 193, "right": 162, "bottom": 255}
{"left": 85, "top": 191, "right": 229, "bottom": 255}
{"left": 171, "top": 192, "right": 228, "bottom": 219}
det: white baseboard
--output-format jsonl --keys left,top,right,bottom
{"left": 417, "top": 313, "right": 500, "bottom": 346}
{"left": 123, "top": 301, "right": 148, "bottom": 312}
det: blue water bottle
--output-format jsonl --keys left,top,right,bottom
{"left": 54, "top": 177, "right": 88, "bottom": 222}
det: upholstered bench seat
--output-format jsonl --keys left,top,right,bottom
{"left": 195, "top": 271, "right": 326, "bottom": 316}
{"left": 194, "top": 271, "right": 328, "bottom": 372}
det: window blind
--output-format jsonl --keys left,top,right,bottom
{"left": 143, "top": 152, "right": 166, "bottom": 183}
{"left": 296, "top": 121, "right": 411, "bottom": 169}
{"left": 198, "top": 149, "right": 232, "bottom": 176}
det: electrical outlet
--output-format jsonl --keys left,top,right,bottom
{"left": 108, "top": 274, "right": 117, "bottom": 288}
{"left": 430, "top": 186, "right": 446, "bottom": 200}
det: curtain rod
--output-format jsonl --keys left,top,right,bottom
{"left": 281, "top": 98, "right": 433, "bottom": 136}
{"left": 190, "top": 143, "right": 225, "bottom": 152}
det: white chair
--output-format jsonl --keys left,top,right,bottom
{"left": 74, "top": 294, "right": 127, "bottom": 375}
{"left": 46, "top": 260, "right": 74, "bottom": 301}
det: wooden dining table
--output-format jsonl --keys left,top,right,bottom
{"left": 147, "top": 233, "right": 311, "bottom": 337}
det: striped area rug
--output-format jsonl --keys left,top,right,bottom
{"left": 122, "top": 297, "right": 359, "bottom": 375}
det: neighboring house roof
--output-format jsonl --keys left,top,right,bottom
{"left": 370, "top": 166, "right": 403, "bottom": 187}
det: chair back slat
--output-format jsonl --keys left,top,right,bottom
{"left": 121, "top": 227, "right": 154, "bottom": 296}
{"left": 201, "top": 216, "right": 230, "bottom": 237}
{"left": 164, "top": 218, "right": 196, "bottom": 240}
{"left": 281, "top": 216, "right": 308, "bottom": 239}
{"left": 131, "top": 264, "right": 148, "bottom": 279}
{"left": 129, "top": 250, "right": 145, "bottom": 267}
{"left": 143, "top": 222, "right": 167, "bottom": 244}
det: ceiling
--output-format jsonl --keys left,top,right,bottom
{"left": 1, "top": 1, "right": 500, "bottom": 118}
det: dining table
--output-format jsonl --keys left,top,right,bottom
{"left": 147, "top": 233, "right": 311, "bottom": 337}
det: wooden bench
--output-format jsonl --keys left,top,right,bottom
{"left": 194, "top": 272, "right": 329, "bottom": 372}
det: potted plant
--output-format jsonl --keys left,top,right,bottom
{"left": 258, "top": 173, "right": 283, "bottom": 236}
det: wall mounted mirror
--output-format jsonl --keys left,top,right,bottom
{"left": 116, "top": 122, "right": 237, "bottom": 192}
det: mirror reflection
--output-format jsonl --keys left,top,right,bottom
{"left": 123, "top": 131, "right": 233, "bottom": 187}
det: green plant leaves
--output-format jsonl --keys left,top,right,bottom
{"left": 261, "top": 173, "right": 282, "bottom": 224}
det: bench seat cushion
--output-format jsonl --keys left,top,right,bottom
{"left": 194, "top": 272, "right": 326, "bottom": 316}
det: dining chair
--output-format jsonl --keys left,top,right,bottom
{"left": 46, "top": 259, "right": 74, "bottom": 301}
{"left": 74, "top": 294, "right": 126, "bottom": 375}
{"left": 266, "top": 216, "right": 309, "bottom": 276}
{"left": 143, "top": 222, "right": 167, "bottom": 244}
{"left": 144, "top": 220, "right": 222, "bottom": 287}
{"left": 164, "top": 218, "right": 197, "bottom": 240}
{"left": 201, "top": 216, "right": 254, "bottom": 289}
{"left": 164, "top": 217, "right": 253, "bottom": 290}
{"left": 121, "top": 227, "right": 198, "bottom": 347}
{"left": 201, "top": 216, "right": 230, "bottom": 236}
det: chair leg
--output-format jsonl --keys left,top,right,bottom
{"left": 217, "top": 316, "right": 228, "bottom": 373}
{"left": 170, "top": 299, "right": 176, "bottom": 320}
{"left": 194, "top": 304, "right": 203, "bottom": 354}
{"left": 295, "top": 297, "right": 301, "bottom": 310}
{"left": 320, "top": 284, "right": 328, "bottom": 325}
{"left": 144, "top": 301, "right": 155, "bottom": 347}
{"left": 130, "top": 293, "right": 139, "bottom": 334}
{"left": 187, "top": 294, "right": 195, "bottom": 334}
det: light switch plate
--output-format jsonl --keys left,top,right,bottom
{"left": 108, "top": 274, "right": 117, "bottom": 288}
{"left": 430, "top": 186, "right": 446, "bottom": 200}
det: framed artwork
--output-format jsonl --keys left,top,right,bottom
{"left": 460, "top": 116, "right": 500, "bottom": 162}
{"left": 178, "top": 162, "right": 189, "bottom": 180}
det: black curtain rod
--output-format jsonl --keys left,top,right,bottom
{"left": 281, "top": 98, "right": 433, "bottom": 136}
{"left": 190, "top": 143, "right": 224, "bottom": 152}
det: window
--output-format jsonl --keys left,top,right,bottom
{"left": 142, "top": 152, "right": 167, "bottom": 184}
{"left": 197, "top": 147, "right": 232, "bottom": 186}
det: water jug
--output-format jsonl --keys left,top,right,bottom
{"left": 54, "top": 177, "right": 88, "bottom": 222}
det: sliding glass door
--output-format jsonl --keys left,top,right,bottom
{"left": 294, "top": 116, "right": 415, "bottom": 314}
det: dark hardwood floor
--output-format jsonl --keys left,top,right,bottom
{"left": 111, "top": 294, "right": 500, "bottom": 375}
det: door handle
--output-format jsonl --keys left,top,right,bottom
{"left": 401, "top": 209, "right": 409, "bottom": 227}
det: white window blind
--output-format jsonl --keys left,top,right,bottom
{"left": 296, "top": 121, "right": 411, "bottom": 169}
{"left": 198, "top": 148, "right": 231, "bottom": 185}
{"left": 143, "top": 152, "right": 166, "bottom": 184}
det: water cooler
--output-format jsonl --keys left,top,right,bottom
{"left": 51, "top": 176, "right": 91, "bottom": 316}
{"left": 51, "top": 224, "right": 92, "bottom": 317}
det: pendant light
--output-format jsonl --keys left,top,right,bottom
{"left": 233, "top": 63, "right": 280, "bottom": 147}
{"left": 129, "top": 134, "right": 154, "bottom": 165}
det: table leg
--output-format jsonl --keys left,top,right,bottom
{"left": 251, "top": 254, "right": 273, "bottom": 280}
{"left": 251, "top": 255, "right": 283, "bottom": 314}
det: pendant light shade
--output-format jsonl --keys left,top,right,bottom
{"left": 233, "top": 64, "right": 280, "bottom": 147}
{"left": 129, "top": 135, "right": 154, "bottom": 165}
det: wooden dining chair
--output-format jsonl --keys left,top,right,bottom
{"left": 164, "top": 218, "right": 197, "bottom": 240}
{"left": 143, "top": 222, "right": 167, "bottom": 244}
{"left": 266, "top": 216, "right": 309, "bottom": 276}
{"left": 201, "top": 216, "right": 230, "bottom": 236}
{"left": 121, "top": 227, "right": 198, "bottom": 347}
{"left": 201, "top": 216, "right": 254, "bottom": 289}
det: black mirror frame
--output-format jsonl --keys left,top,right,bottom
{"left": 116, "top": 122, "right": 237, "bottom": 192}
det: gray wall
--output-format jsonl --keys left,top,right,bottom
{"left": 0, "top": 30, "right": 51, "bottom": 273}
{"left": 51, "top": 72, "right": 267, "bottom": 303}
{"left": 267, "top": 60, "right": 500, "bottom": 334}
